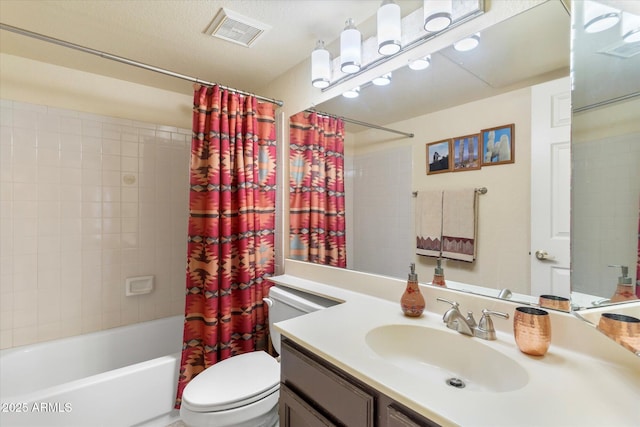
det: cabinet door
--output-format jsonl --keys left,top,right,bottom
{"left": 281, "top": 340, "right": 375, "bottom": 427}
{"left": 280, "top": 384, "right": 337, "bottom": 427}
{"left": 386, "top": 405, "right": 439, "bottom": 427}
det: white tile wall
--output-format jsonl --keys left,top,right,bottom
{"left": 0, "top": 99, "right": 189, "bottom": 349}
{"left": 572, "top": 133, "right": 640, "bottom": 297}
{"left": 346, "top": 146, "right": 413, "bottom": 279}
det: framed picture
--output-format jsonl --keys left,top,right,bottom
{"left": 481, "top": 124, "right": 515, "bottom": 166}
{"left": 452, "top": 133, "right": 481, "bottom": 171}
{"left": 426, "top": 139, "right": 452, "bottom": 174}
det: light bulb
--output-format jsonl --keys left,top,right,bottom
{"left": 424, "top": 0, "right": 452, "bottom": 33}
{"left": 372, "top": 73, "right": 392, "bottom": 86}
{"left": 343, "top": 87, "right": 360, "bottom": 98}
{"left": 378, "top": 0, "right": 401, "bottom": 55}
{"left": 409, "top": 55, "right": 431, "bottom": 71}
{"left": 341, "top": 19, "right": 362, "bottom": 74}
{"left": 454, "top": 33, "right": 480, "bottom": 52}
{"left": 311, "top": 40, "right": 331, "bottom": 88}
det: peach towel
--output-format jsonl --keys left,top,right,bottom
{"left": 441, "top": 189, "right": 477, "bottom": 262}
{"left": 415, "top": 190, "right": 443, "bottom": 257}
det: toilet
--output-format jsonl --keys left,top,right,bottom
{"left": 179, "top": 285, "right": 336, "bottom": 427}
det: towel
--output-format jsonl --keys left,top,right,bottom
{"left": 415, "top": 190, "right": 443, "bottom": 257}
{"left": 442, "top": 189, "right": 477, "bottom": 262}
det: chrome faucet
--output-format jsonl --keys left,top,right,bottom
{"left": 437, "top": 298, "right": 475, "bottom": 336}
{"left": 498, "top": 288, "right": 513, "bottom": 299}
{"left": 474, "top": 309, "right": 509, "bottom": 340}
{"left": 437, "top": 298, "right": 509, "bottom": 340}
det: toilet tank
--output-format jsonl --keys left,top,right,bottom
{"left": 266, "top": 285, "right": 338, "bottom": 354}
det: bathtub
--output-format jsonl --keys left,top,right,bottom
{"left": 0, "top": 315, "right": 184, "bottom": 427}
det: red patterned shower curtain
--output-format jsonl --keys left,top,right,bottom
{"left": 289, "top": 112, "right": 346, "bottom": 267}
{"left": 175, "top": 85, "right": 277, "bottom": 408}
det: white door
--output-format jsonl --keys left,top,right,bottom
{"left": 530, "top": 77, "right": 571, "bottom": 298}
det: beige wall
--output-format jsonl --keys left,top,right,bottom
{"left": 0, "top": 54, "right": 193, "bottom": 129}
{"left": 347, "top": 87, "right": 533, "bottom": 294}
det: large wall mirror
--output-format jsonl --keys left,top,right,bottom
{"left": 571, "top": 0, "right": 640, "bottom": 308}
{"left": 288, "top": 1, "right": 639, "bottom": 317}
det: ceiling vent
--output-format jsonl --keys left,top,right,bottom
{"left": 598, "top": 40, "right": 640, "bottom": 58}
{"left": 205, "top": 8, "right": 271, "bottom": 48}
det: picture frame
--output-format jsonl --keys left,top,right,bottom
{"left": 426, "top": 139, "right": 452, "bottom": 175}
{"left": 452, "top": 133, "right": 481, "bottom": 172}
{"left": 481, "top": 124, "right": 515, "bottom": 166}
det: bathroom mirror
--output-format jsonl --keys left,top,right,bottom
{"left": 289, "top": 1, "right": 572, "bottom": 305}
{"left": 570, "top": 0, "right": 640, "bottom": 308}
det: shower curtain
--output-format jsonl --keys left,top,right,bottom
{"left": 289, "top": 111, "right": 346, "bottom": 267}
{"left": 175, "top": 85, "right": 277, "bottom": 408}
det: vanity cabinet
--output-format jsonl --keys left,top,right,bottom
{"left": 280, "top": 338, "right": 441, "bottom": 427}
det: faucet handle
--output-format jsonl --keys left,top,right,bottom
{"left": 475, "top": 309, "right": 509, "bottom": 340}
{"left": 436, "top": 297, "right": 459, "bottom": 309}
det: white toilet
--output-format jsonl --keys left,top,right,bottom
{"left": 179, "top": 285, "right": 336, "bottom": 427}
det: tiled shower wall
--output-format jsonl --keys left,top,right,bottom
{"left": 347, "top": 146, "right": 413, "bottom": 279}
{"left": 572, "top": 133, "right": 640, "bottom": 297}
{"left": 0, "top": 99, "right": 189, "bottom": 349}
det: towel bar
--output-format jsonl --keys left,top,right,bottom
{"left": 412, "top": 187, "right": 487, "bottom": 197}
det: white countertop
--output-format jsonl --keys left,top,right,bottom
{"left": 270, "top": 273, "right": 640, "bottom": 427}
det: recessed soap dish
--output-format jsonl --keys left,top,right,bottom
{"left": 125, "top": 275, "right": 154, "bottom": 296}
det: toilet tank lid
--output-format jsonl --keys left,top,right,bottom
{"left": 269, "top": 285, "right": 339, "bottom": 313}
{"left": 182, "top": 351, "right": 279, "bottom": 412}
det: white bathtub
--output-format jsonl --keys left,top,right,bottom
{"left": 0, "top": 315, "right": 184, "bottom": 427}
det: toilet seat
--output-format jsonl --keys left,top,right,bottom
{"left": 182, "top": 351, "right": 280, "bottom": 413}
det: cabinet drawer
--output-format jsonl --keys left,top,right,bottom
{"left": 386, "top": 405, "right": 438, "bottom": 427}
{"left": 281, "top": 340, "right": 375, "bottom": 427}
{"left": 280, "top": 383, "right": 337, "bottom": 427}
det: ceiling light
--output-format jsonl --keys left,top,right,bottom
{"left": 583, "top": 0, "right": 620, "bottom": 33}
{"left": 622, "top": 11, "right": 640, "bottom": 43}
{"left": 372, "top": 73, "right": 392, "bottom": 86}
{"left": 423, "top": 0, "right": 452, "bottom": 33}
{"left": 409, "top": 55, "right": 431, "bottom": 70}
{"left": 343, "top": 87, "right": 360, "bottom": 98}
{"left": 311, "top": 40, "right": 331, "bottom": 89}
{"left": 454, "top": 33, "right": 480, "bottom": 52}
{"left": 341, "top": 18, "right": 362, "bottom": 74}
{"left": 377, "top": 0, "right": 402, "bottom": 55}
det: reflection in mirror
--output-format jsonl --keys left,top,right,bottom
{"left": 289, "top": 1, "right": 571, "bottom": 306}
{"left": 570, "top": 0, "right": 640, "bottom": 310}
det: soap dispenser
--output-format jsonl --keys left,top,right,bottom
{"left": 432, "top": 258, "right": 446, "bottom": 287}
{"left": 609, "top": 265, "right": 638, "bottom": 303}
{"left": 401, "top": 263, "right": 425, "bottom": 317}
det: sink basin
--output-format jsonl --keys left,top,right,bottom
{"left": 365, "top": 324, "right": 528, "bottom": 392}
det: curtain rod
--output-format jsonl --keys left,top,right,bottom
{"left": 0, "top": 23, "right": 284, "bottom": 107}
{"left": 412, "top": 187, "right": 487, "bottom": 197}
{"left": 305, "top": 109, "right": 414, "bottom": 138}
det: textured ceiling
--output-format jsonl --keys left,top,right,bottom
{"left": 0, "top": 0, "right": 420, "bottom": 96}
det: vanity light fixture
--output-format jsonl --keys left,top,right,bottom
{"left": 622, "top": 11, "right": 640, "bottom": 43}
{"left": 377, "top": 0, "right": 402, "bottom": 55}
{"left": 408, "top": 55, "right": 431, "bottom": 70}
{"left": 423, "top": 0, "right": 452, "bottom": 33}
{"left": 342, "top": 86, "right": 360, "bottom": 98}
{"left": 583, "top": 0, "right": 620, "bottom": 33}
{"left": 372, "top": 72, "right": 392, "bottom": 86}
{"left": 311, "top": 40, "right": 331, "bottom": 89}
{"left": 453, "top": 33, "right": 480, "bottom": 52}
{"left": 341, "top": 18, "right": 362, "bottom": 73}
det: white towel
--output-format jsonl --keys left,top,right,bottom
{"left": 442, "top": 189, "right": 477, "bottom": 262}
{"left": 415, "top": 190, "right": 443, "bottom": 257}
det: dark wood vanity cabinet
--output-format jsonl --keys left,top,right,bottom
{"left": 280, "top": 338, "right": 441, "bottom": 427}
